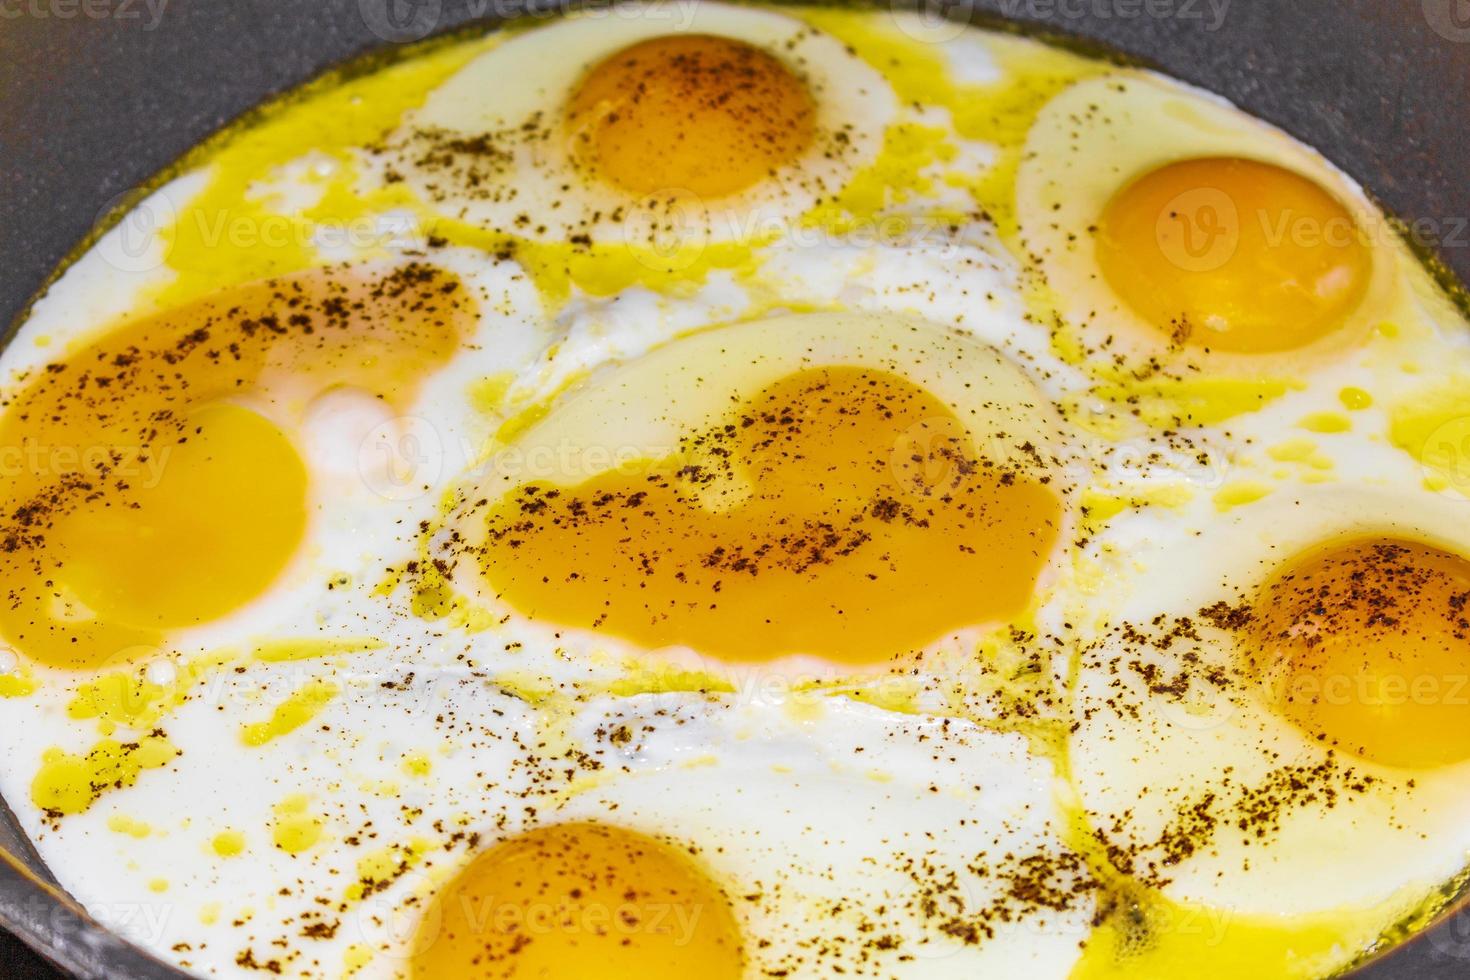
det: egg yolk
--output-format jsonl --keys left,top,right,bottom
{"left": 0, "top": 263, "right": 472, "bottom": 669}
{"left": 51, "top": 401, "right": 307, "bottom": 630}
{"left": 565, "top": 33, "right": 816, "bottom": 198}
{"left": 478, "top": 366, "right": 1062, "bottom": 666}
{"left": 1247, "top": 537, "right": 1470, "bottom": 768}
{"left": 411, "top": 822, "right": 744, "bottom": 980}
{"left": 1096, "top": 157, "right": 1371, "bottom": 353}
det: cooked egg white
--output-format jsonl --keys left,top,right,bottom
{"left": 1067, "top": 488, "right": 1470, "bottom": 977}
{"left": 380, "top": 0, "right": 896, "bottom": 247}
{"left": 1017, "top": 72, "right": 1401, "bottom": 366}
{"left": 1, "top": 4, "right": 1470, "bottom": 980}
{"left": 550, "top": 693, "right": 1095, "bottom": 978}
{"left": 441, "top": 310, "right": 1076, "bottom": 679}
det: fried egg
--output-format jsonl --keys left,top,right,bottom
{"left": 2, "top": 4, "right": 1470, "bottom": 980}
{"left": 536, "top": 693, "right": 1095, "bottom": 978}
{"left": 1017, "top": 72, "right": 1402, "bottom": 365}
{"left": 1068, "top": 488, "right": 1470, "bottom": 977}
{"left": 379, "top": 1, "right": 896, "bottom": 247}
{"left": 440, "top": 310, "right": 1074, "bottom": 677}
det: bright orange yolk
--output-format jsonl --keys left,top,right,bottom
{"left": 411, "top": 822, "right": 745, "bottom": 980}
{"left": 479, "top": 366, "right": 1062, "bottom": 666}
{"left": 565, "top": 33, "right": 816, "bottom": 198}
{"left": 1096, "top": 157, "right": 1372, "bottom": 353}
{"left": 0, "top": 263, "right": 473, "bottom": 669}
{"left": 1248, "top": 537, "right": 1470, "bottom": 769}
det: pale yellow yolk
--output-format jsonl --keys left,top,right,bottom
{"left": 0, "top": 263, "right": 473, "bottom": 669}
{"left": 565, "top": 33, "right": 816, "bottom": 198}
{"left": 479, "top": 366, "right": 1062, "bottom": 666}
{"left": 1248, "top": 537, "right": 1470, "bottom": 769}
{"left": 410, "top": 822, "right": 744, "bottom": 980}
{"left": 1096, "top": 157, "right": 1371, "bottom": 353}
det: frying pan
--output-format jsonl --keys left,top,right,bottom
{"left": 1, "top": 0, "right": 1469, "bottom": 976}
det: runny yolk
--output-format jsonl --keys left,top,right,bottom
{"left": 410, "top": 822, "right": 745, "bottom": 980}
{"left": 479, "top": 366, "right": 1062, "bottom": 666}
{"left": 51, "top": 402, "right": 307, "bottom": 630}
{"left": 0, "top": 263, "right": 473, "bottom": 669}
{"left": 1095, "top": 157, "right": 1372, "bottom": 354}
{"left": 564, "top": 33, "right": 816, "bottom": 199}
{"left": 1247, "top": 537, "right": 1470, "bottom": 769}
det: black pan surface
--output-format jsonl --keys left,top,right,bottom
{"left": 1, "top": 1, "right": 1469, "bottom": 977}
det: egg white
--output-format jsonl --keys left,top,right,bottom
{"left": 556, "top": 692, "right": 1096, "bottom": 977}
{"left": 4, "top": 6, "right": 1470, "bottom": 980}
{"left": 1016, "top": 71, "right": 1403, "bottom": 368}
{"left": 380, "top": 0, "right": 896, "bottom": 245}
{"left": 1070, "top": 487, "right": 1470, "bottom": 927}
{"left": 441, "top": 309, "right": 1080, "bottom": 679}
